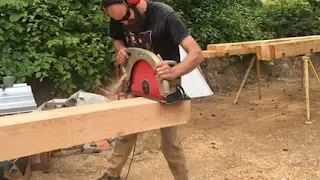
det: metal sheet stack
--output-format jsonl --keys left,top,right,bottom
{"left": 0, "top": 83, "right": 37, "bottom": 116}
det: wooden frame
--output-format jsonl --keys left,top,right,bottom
{"left": 0, "top": 97, "right": 190, "bottom": 161}
{"left": 256, "top": 38, "right": 320, "bottom": 60}
{"left": 202, "top": 35, "right": 320, "bottom": 123}
{"left": 203, "top": 35, "right": 320, "bottom": 59}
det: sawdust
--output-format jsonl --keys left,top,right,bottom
{"left": 107, "top": 73, "right": 128, "bottom": 94}
{"left": 94, "top": 73, "right": 128, "bottom": 101}
{"left": 29, "top": 78, "right": 320, "bottom": 180}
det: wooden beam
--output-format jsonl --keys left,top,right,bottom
{"left": 202, "top": 50, "right": 218, "bottom": 58}
{"left": 0, "top": 97, "right": 191, "bottom": 161}
{"left": 207, "top": 35, "right": 320, "bottom": 51}
{"left": 205, "top": 35, "right": 320, "bottom": 58}
{"left": 257, "top": 38, "right": 320, "bottom": 60}
{"left": 207, "top": 41, "right": 257, "bottom": 56}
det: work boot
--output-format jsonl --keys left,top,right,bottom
{"left": 97, "top": 173, "right": 120, "bottom": 180}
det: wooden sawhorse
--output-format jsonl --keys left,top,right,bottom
{"left": 202, "top": 35, "right": 320, "bottom": 123}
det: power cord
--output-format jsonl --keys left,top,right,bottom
{"left": 124, "top": 138, "right": 137, "bottom": 180}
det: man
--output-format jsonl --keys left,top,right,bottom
{"left": 99, "top": 0, "right": 203, "bottom": 179}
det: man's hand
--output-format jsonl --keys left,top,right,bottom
{"left": 155, "top": 54, "right": 178, "bottom": 81}
{"left": 116, "top": 47, "right": 129, "bottom": 65}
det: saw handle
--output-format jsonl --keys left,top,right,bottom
{"left": 119, "top": 50, "right": 132, "bottom": 74}
{"left": 120, "top": 65, "right": 126, "bottom": 74}
{"left": 160, "top": 60, "right": 178, "bottom": 96}
{"left": 164, "top": 60, "right": 177, "bottom": 67}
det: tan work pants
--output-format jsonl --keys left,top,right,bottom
{"left": 105, "top": 126, "right": 188, "bottom": 180}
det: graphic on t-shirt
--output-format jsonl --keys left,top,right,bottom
{"left": 125, "top": 30, "right": 153, "bottom": 51}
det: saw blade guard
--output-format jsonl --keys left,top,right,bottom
{"left": 122, "top": 47, "right": 171, "bottom": 96}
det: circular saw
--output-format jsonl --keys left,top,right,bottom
{"left": 119, "top": 47, "right": 190, "bottom": 104}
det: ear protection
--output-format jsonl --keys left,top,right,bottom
{"left": 123, "top": 0, "right": 140, "bottom": 6}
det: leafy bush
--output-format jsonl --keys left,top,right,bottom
{"left": 160, "top": 0, "right": 270, "bottom": 49}
{"left": 0, "top": 0, "right": 114, "bottom": 95}
{"left": 259, "top": 0, "right": 320, "bottom": 38}
{"left": 163, "top": 0, "right": 320, "bottom": 47}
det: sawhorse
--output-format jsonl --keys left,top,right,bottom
{"left": 233, "top": 53, "right": 320, "bottom": 124}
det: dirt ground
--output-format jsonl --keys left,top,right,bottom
{"left": 30, "top": 78, "right": 320, "bottom": 180}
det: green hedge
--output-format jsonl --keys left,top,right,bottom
{"left": 259, "top": 0, "right": 320, "bottom": 38}
{"left": 1, "top": 0, "right": 320, "bottom": 95}
{"left": 0, "top": 0, "right": 114, "bottom": 95}
{"left": 161, "top": 0, "right": 270, "bottom": 49}
{"left": 162, "top": 0, "right": 320, "bottom": 48}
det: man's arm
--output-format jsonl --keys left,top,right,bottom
{"left": 112, "top": 39, "right": 129, "bottom": 64}
{"left": 172, "top": 35, "right": 203, "bottom": 78}
{"left": 108, "top": 19, "right": 129, "bottom": 64}
{"left": 156, "top": 11, "right": 203, "bottom": 81}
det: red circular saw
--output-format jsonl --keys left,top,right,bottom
{"left": 119, "top": 47, "right": 190, "bottom": 104}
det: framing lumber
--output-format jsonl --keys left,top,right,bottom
{"left": 0, "top": 97, "right": 191, "bottom": 161}
{"left": 202, "top": 35, "right": 320, "bottom": 58}
{"left": 202, "top": 50, "right": 218, "bottom": 58}
{"left": 207, "top": 35, "right": 320, "bottom": 50}
{"left": 202, "top": 35, "right": 320, "bottom": 122}
{"left": 257, "top": 38, "right": 320, "bottom": 60}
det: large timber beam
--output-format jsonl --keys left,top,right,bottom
{"left": 0, "top": 97, "right": 191, "bottom": 161}
{"left": 202, "top": 35, "right": 320, "bottom": 58}
{"left": 256, "top": 38, "right": 320, "bottom": 60}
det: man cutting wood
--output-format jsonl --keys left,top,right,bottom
{"left": 99, "top": 0, "right": 203, "bottom": 179}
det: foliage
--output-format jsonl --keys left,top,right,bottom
{"left": 305, "top": 0, "right": 320, "bottom": 10}
{"left": 259, "top": 0, "right": 320, "bottom": 38}
{"left": 162, "top": 0, "right": 320, "bottom": 47}
{"left": 161, "top": 0, "right": 269, "bottom": 49}
{"left": 0, "top": 0, "right": 114, "bottom": 95}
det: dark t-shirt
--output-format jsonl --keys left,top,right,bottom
{"left": 108, "top": 1, "right": 189, "bottom": 63}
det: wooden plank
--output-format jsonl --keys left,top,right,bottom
{"left": 204, "top": 46, "right": 255, "bottom": 57}
{"left": 205, "top": 35, "right": 320, "bottom": 58}
{"left": 0, "top": 97, "right": 191, "bottom": 161}
{"left": 257, "top": 38, "right": 320, "bottom": 60}
{"left": 202, "top": 49, "right": 254, "bottom": 58}
{"left": 256, "top": 45, "right": 273, "bottom": 60}
{"left": 202, "top": 50, "right": 218, "bottom": 58}
{"left": 207, "top": 42, "right": 257, "bottom": 56}
{"left": 207, "top": 35, "right": 320, "bottom": 51}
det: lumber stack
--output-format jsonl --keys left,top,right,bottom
{"left": 202, "top": 35, "right": 320, "bottom": 60}
{"left": 0, "top": 97, "right": 191, "bottom": 161}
